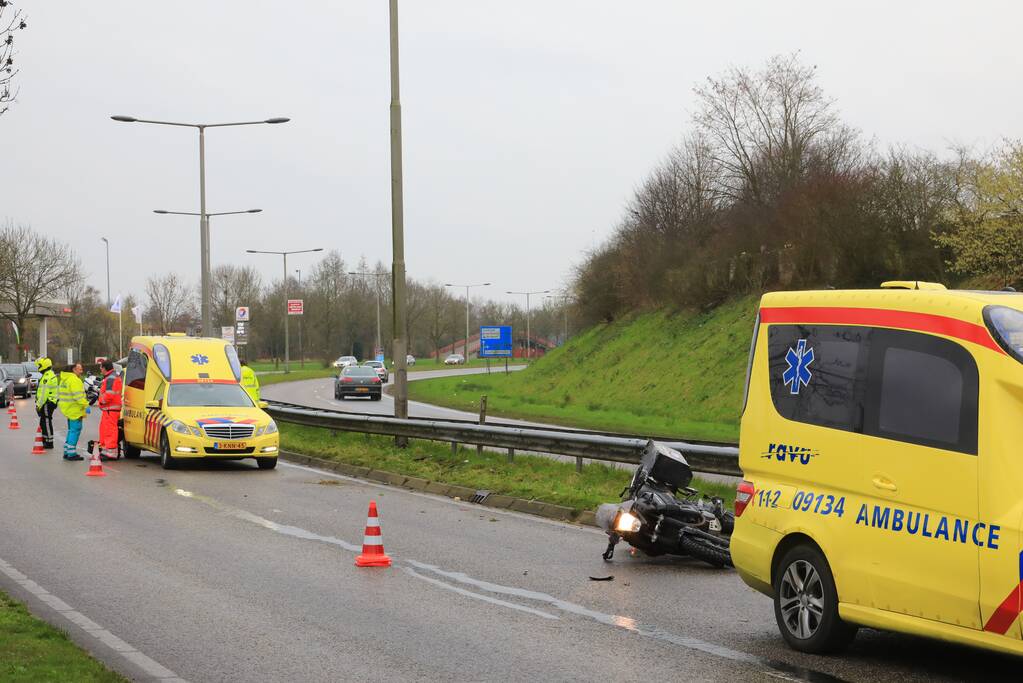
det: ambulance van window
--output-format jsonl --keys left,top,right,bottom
{"left": 864, "top": 329, "right": 978, "bottom": 455}
{"left": 125, "top": 349, "right": 148, "bottom": 391}
{"left": 768, "top": 325, "right": 868, "bottom": 432}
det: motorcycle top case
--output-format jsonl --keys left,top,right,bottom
{"left": 640, "top": 441, "right": 692, "bottom": 492}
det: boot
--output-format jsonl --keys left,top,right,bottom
{"left": 86, "top": 440, "right": 95, "bottom": 455}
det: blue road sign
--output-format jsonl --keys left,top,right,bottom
{"left": 479, "top": 325, "right": 512, "bottom": 358}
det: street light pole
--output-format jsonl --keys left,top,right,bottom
{"left": 388, "top": 0, "right": 410, "bottom": 430}
{"left": 111, "top": 114, "right": 289, "bottom": 337}
{"left": 445, "top": 283, "right": 490, "bottom": 362}
{"left": 247, "top": 247, "right": 322, "bottom": 374}
{"left": 507, "top": 289, "right": 550, "bottom": 360}
{"left": 100, "top": 237, "right": 110, "bottom": 308}
{"left": 295, "top": 269, "right": 304, "bottom": 367}
{"left": 349, "top": 269, "right": 384, "bottom": 359}
{"left": 545, "top": 293, "right": 571, "bottom": 345}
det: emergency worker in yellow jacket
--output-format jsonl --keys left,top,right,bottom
{"left": 57, "top": 363, "right": 89, "bottom": 461}
{"left": 240, "top": 360, "right": 260, "bottom": 404}
{"left": 34, "top": 357, "right": 58, "bottom": 449}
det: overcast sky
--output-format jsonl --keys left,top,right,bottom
{"left": 3, "top": 1, "right": 1022, "bottom": 305}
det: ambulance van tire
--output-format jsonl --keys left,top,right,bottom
{"left": 159, "top": 433, "right": 178, "bottom": 470}
{"left": 256, "top": 457, "right": 278, "bottom": 470}
{"left": 773, "top": 544, "right": 857, "bottom": 654}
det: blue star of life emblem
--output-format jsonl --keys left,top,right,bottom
{"left": 783, "top": 339, "right": 814, "bottom": 395}
{"left": 190, "top": 354, "right": 210, "bottom": 366}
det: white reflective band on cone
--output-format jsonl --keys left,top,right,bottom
{"left": 366, "top": 517, "right": 379, "bottom": 526}
{"left": 363, "top": 536, "right": 383, "bottom": 546}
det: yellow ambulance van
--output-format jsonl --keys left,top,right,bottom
{"left": 121, "top": 335, "right": 279, "bottom": 470}
{"left": 733, "top": 282, "right": 1023, "bottom": 656}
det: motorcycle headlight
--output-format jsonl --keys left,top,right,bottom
{"left": 169, "top": 420, "right": 191, "bottom": 435}
{"left": 614, "top": 511, "right": 642, "bottom": 533}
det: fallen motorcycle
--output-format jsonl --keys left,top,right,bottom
{"left": 596, "top": 441, "right": 734, "bottom": 568}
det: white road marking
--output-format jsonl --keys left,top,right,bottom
{"left": 0, "top": 556, "right": 186, "bottom": 681}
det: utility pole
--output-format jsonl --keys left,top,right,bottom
{"left": 389, "top": 0, "right": 409, "bottom": 434}
{"left": 507, "top": 289, "right": 550, "bottom": 359}
{"left": 445, "top": 283, "right": 490, "bottom": 362}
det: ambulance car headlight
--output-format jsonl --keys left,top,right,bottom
{"left": 264, "top": 420, "right": 278, "bottom": 435}
{"left": 169, "top": 420, "right": 191, "bottom": 435}
{"left": 189, "top": 425, "right": 203, "bottom": 437}
{"left": 985, "top": 305, "right": 1023, "bottom": 362}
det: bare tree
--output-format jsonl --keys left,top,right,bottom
{"left": 0, "top": 222, "right": 81, "bottom": 358}
{"left": 145, "top": 273, "right": 195, "bottom": 334}
{"left": 0, "top": 1, "right": 28, "bottom": 118}
{"left": 211, "top": 265, "right": 262, "bottom": 328}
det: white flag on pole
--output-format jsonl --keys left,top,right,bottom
{"left": 110, "top": 294, "right": 122, "bottom": 314}
{"left": 132, "top": 305, "right": 142, "bottom": 324}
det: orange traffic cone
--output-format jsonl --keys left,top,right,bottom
{"left": 355, "top": 500, "right": 391, "bottom": 567}
{"left": 85, "top": 449, "right": 106, "bottom": 477}
{"left": 31, "top": 427, "right": 44, "bottom": 455}
{"left": 8, "top": 408, "right": 20, "bottom": 430}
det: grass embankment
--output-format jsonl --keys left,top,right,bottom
{"left": 279, "top": 424, "right": 735, "bottom": 510}
{"left": 0, "top": 591, "right": 125, "bottom": 682}
{"left": 407, "top": 297, "right": 758, "bottom": 442}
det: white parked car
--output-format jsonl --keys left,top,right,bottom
{"left": 363, "top": 360, "right": 389, "bottom": 383}
{"left": 443, "top": 353, "right": 465, "bottom": 365}
{"left": 333, "top": 355, "right": 358, "bottom": 369}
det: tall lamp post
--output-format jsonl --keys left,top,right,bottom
{"left": 111, "top": 114, "right": 289, "bottom": 337}
{"left": 544, "top": 292, "right": 571, "bottom": 345}
{"left": 445, "top": 283, "right": 490, "bottom": 362}
{"left": 506, "top": 289, "right": 550, "bottom": 360}
{"left": 295, "top": 269, "right": 304, "bottom": 367}
{"left": 349, "top": 271, "right": 389, "bottom": 361}
{"left": 246, "top": 247, "right": 322, "bottom": 373}
{"left": 100, "top": 237, "right": 111, "bottom": 308}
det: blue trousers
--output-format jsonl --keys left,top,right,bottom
{"left": 64, "top": 418, "right": 83, "bottom": 458}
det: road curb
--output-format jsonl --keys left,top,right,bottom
{"left": 280, "top": 450, "right": 597, "bottom": 527}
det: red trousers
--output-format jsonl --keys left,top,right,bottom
{"left": 100, "top": 409, "right": 120, "bottom": 451}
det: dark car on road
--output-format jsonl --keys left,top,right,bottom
{"left": 1, "top": 363, "right": 32, "bottom": 398}
{"left": 335, "top": 365, "right": 383, "bottom": 400}
{"left": 21, "top": 361, "right": 40, "bottom": 392}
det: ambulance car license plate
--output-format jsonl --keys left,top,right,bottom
{"left": 356, "top": 387, "right": 369, "bottom": 393}
{"left": 214, "top": 441, "right": 247, "bottom": 450}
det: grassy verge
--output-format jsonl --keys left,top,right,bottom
{"left": 406, "top": 298, "right": 757, "bottom": 442}
{"left": 0, "top": 591, "right": 126, "bottom": 682}
{"left": 279, "top": 423, "right": 735, "bottom": 510}
{"left": 257, "top": 367, "right": 336, "bottom": 387}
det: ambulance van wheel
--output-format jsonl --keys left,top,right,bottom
{"left": 159, "top": 433, "right": 178, "bottom": 470}
{"left": 773, "top": 544, "right": 857, "bottom": 654}
{"left": 256, "top": 457, "right": 277, "bottom": 470}
{"left": 123, "top": 441, "right": 141, "bottom": 459}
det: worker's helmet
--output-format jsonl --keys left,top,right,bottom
{"left": 35, "top": 357, "right": 52, "bottom": 371}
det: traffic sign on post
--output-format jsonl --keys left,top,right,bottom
{"left": 221, "top": 326, "right": 235, "bottom": 344}
{"left": 479, "top": 325, "right": 513, "bottom": 358}
{"left": 287, "top": 299, "right": 304, "bottom": 315}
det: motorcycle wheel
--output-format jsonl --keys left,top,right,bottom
{"left": 679, "top": 528, "right": 733, "bottom": 568}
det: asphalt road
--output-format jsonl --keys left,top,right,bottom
{"left": 1, "top": 397, "right": 1020, "bottom": 682}
{"left": 265, "top": 365, "right": 537, "bottom": 425}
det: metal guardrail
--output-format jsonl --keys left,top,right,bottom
{"left": 265, "top": 401, "right": 742, "bottom": 477}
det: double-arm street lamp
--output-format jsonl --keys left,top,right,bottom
{"left": 111, "top": 114, "right": 290, "bottom": 337}
{"left": 506, "top": 289, "right": 550, "bottom": 360}
{"left": 349, "top": 271, "right": 389, "bottom": 361}
{"left": 246, "top": 247, "right": 323, "bottom": 373}
{"left": 445, "top": 283, "right": 490, "bottom": 363}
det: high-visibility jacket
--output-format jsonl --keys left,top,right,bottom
{"left": 240, "top": 365, "right": 260, "bottom": 404}
{"left": 36, "top": 368, "right": 58, "bottom": 409}
{"left": 57, "top": 372, "right": 88, "bottom": 420}
{"left": 97, "top": 370, "right": 123, "bottom": 412}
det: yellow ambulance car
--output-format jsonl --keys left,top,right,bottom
{"left": 733, "top": 282, "right": 1023, "bottom": 656}
{"left": 121, "top": 334, "right": 279, "bottom": 470}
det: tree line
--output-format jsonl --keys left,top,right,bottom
{"left": 572, "top": 53, "right": 1023, "bottom": 325}
{"left": 0, "top": 226, "right": 569, "bottom": 365}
